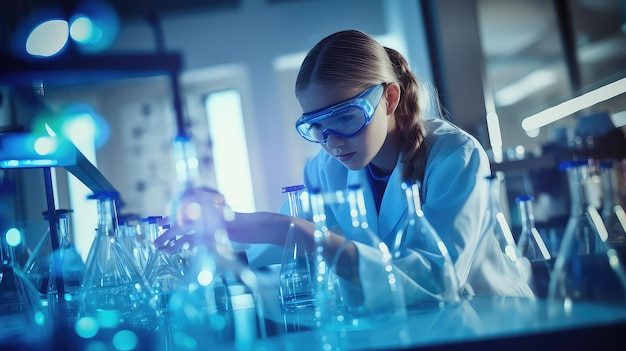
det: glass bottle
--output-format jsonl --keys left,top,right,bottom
{"left": 44, "top": 210, "right": 86, "bottom": 327}
{"left": 515, "top": 196, "right": 551, "bottom": 261}
{"left": 548, "top": 160, "right": 626, "bottom": 305}
{"left": 164, "top": 134, "right": 267, "bottom": 350}
{"left": 309, "top": 184, "right": 407, "bottom": 332}
{"left": 78, "top": 191, "right": 158, "bottom": 332}
{"left": 393, "top": 181, "right": 461, "bottom": 309}
{"left": 0, "top": 225, "right": 49, "bottom": 348}
{"left": 599, "top": 160, "right": 626, "bottom": 245}
{"left": 279, "top": 184, "right": 315, "bottom": 312}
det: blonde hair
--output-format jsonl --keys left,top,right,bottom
{"left": 296, "top": 29, "right": 429, "bottom": 182}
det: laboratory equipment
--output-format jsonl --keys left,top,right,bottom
{"left": 0, "top": 225, "right": 49, "bottom": 348}
{"left": 599, "top": 160, "right": 626, "bottom": 244}
{"left": 392, "top": 181, "right": 461, "bottom": 309}
{"left": 309, "top": 185, "right": 407, "bottom": 333}
{"left": 515, "top": 196, "right": 552, "bottom": 262}
{"left": 279, "top": 184, "right": 315, "bottom": 312}
{"left": 42, "top": 210, "right": 86, "bottom": 326}
{"left": 163, "top": 134, "right": 267, "bottom": 350}
{"left": 483, "top": 175, "right": 533, "bottom": 282}
{"left": 548, "top": 160, "right": 626, "bottom": 305}
{"left": 78, "top": 191, "right": 158, "bottom": 331}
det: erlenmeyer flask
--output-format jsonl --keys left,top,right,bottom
{"left": 144, "top": 215, "right": 184, "bottom": 300}
{"left": 43, "top": 210, "right": 86, "bottom": 326}
{"left": 599, "top": 160, "right": 626, "bottom": 245}
{"left": 548, "top": 161, "right": 626, "bottom": 305}
{"left": 162, "top": 134, "right": 267, "bottom": 350}
{"left": 279, "top": 184, "right": 315, "bottom": 312}
{"left": 0, "top": 225, "right": 49, "bottom": 348}
{"left": 23, "top": 211, "right": 62, "bottom": 301}
{"left": 484, "top": 175, "right": 533, "bottom": 284}
{"left": 118, "top": 213, "right": 144, "bottom": 268}
{"left": 515, "top": 196, "right": 551, "bottom": 262}
{"left": 392, "top": 181, "right": 460, "bottom": 309}
{"left": 78, "top": 191, "right": 159, "bottom": 332}
{"left": 309, "top": 185, "right": 407, "bottom": 332}
{"left": 559, "top": 160, "right": 604, "bottom": 255}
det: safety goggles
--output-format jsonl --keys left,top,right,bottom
{"left": 295, "top": 84, "right": 385, "bottom": 143}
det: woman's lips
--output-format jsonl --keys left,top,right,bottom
{"left": 336, "top": 152, "right": 355, "bottom": 162}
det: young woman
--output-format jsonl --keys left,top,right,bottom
{"left": 156, "top": 29, "right": 533, "bottom": 306}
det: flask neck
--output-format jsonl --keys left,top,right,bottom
{"left": 97, "top": 197, "right": 119, "bottom": 237}
{"left": 402, "top": 182, "right": 423, "bottom": 216}
{"left": 287, "top": 191, "right": 302, "bottom": 217}
{"left": 600, "top": 165, "right": 620, "bottom": 208}
{"left": 566, "top": 165, "right": 590, "bottom": 215}
{"left": 487, "top": 176, "right": 505, "bottom": 212}
{"left": 58, "top": 214, "right": 70, "bottom": 244}
{"left": 518, "top": 199, "right": 535, "bottom": 230}
{"left": 173, "top": 135, "right": 200, "bottom": 190}
{"left": 347, "top": 186, "right": 370, "bottom": 227}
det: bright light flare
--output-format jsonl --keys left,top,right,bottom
{"left": 26, "top": 19, "right": 68, "bottom": 57}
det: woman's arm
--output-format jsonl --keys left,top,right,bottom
{"left": 226, "top": 212, "right": 361, "bottom": 286}
{"left": 155, "top": 210, "right": 361, "bottom": 286}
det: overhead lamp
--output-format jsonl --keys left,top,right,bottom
{"left": 521, "top": 77, "right": 626, "bottom": 132}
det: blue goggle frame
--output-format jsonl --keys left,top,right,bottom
{"left": 295, "top": 84, "right": 385, "bottom": 143}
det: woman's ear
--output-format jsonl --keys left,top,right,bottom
{"left": 384, "top": 83, "right": 401, "bottom": 116}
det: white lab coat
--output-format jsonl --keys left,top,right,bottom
{"left": 247, "top": 117, "right": 534, "bottom": 309}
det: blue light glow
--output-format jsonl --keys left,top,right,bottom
{"left": 26, "top": 19, "right": 69, "bottom": 57}
{"left": 75, "top": 316, "right": 99, "bottom": 338}
{"left": 112, "top": 330, "right": 138, "bottom": 351}
{"left": 5, "top": 228, "right": 22, "bottom": 247}
{"left": 34, "top": 136, "right": 57, "bottom": 156}
{"left": 69, "top": 16, "right": 94, "bottom": 43}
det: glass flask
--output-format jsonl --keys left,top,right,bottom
{"left": 515, "top": 196, "right": 551, "bottom": 262}
{"left": 78, "top": 191, "right": 159, "bottom": 332}
{"left": 599, "top": 160, "right": 626, "bottom": 245}
{"left": 144, "top": 216, "right": 184, "bottom": 292}
{"left": 163, "top": 134, "right": 267, "bottom": 350}
{"left": 309, "top": 184, "right": 407, "bottom": 332}
{"left": 0, "top": 224, "right": 49, "bottom": 348}
{"left": 559, "top": 160, "right": 604, "bottom": 255}
{"left": 23, "top": 210, "right": 67, "bottom": 301}
{"left": 117, "top": 213, "right": 145, "bottom": 269}
{"left": 548, "top": 160, "right": 626, "bottom": 305}
{"left": 42, "top": 210, "right": 86, "bottom": 327}
{"left": 279, "top": 184, "right": 315, "bottom": 312}
{"left": 392, "top": 181, "right": 461, "bottom": 309}
{"left": 483, "top": 175, "right": 532, "bottom": 283}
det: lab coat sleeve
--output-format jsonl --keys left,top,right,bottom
{"left": 421, "top": 135, "right": 533, "bottom": 297}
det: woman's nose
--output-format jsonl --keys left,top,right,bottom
{"left": 325, "top": 133, "right": 345, "bottom": 149}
